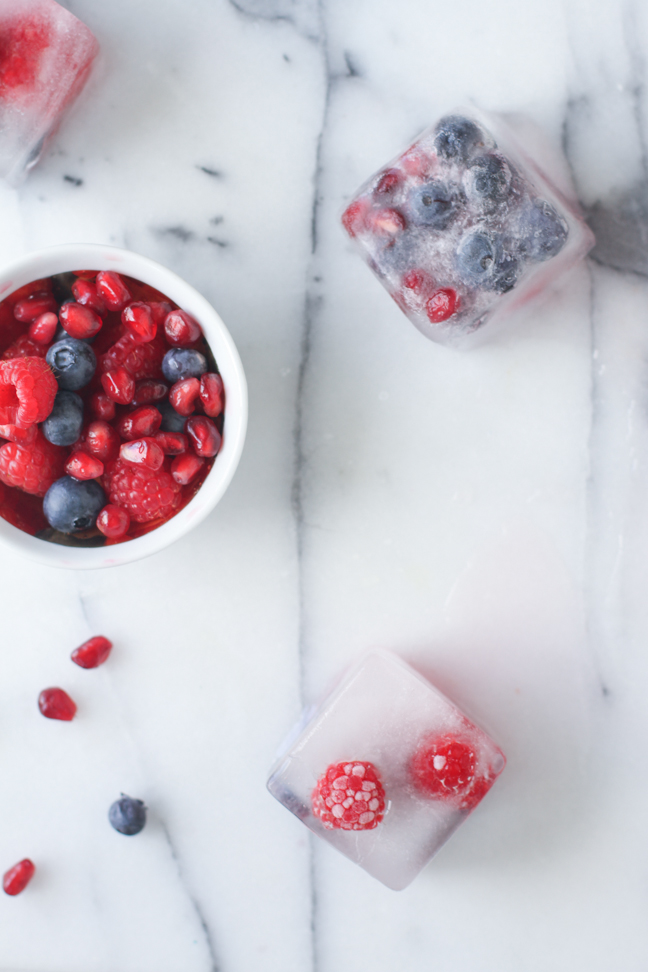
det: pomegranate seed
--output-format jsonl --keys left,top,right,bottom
{"left": 426, "top": 288, "right": 457, "bottom": 323}
{"left": 3, "top": 859, "right": 35, "bottom": 896}
{"left": 65, "top": 451, "right": 104, "bottom": 480}
{"left": 131, "top": 380, "right": 168, "bottom": 406}
{"left": 72, "top": 278, "right": 107, "bottom": 314}
{"left": 38, "top": 687, "right": 77, "bottom": 721}
{"left": 186, "top": 416, "right": 221, "bottom": 457}
{"left": 101, "top": 367, "right": 135, "bottom": 404}
{"left": 13, "top": 292, "right": 57, "bottom": 323}
{"left": 149, "top": 301, "right": 173, "bottom": 325}
{"left": 73, "top": 270, "right": 97, "bottom": 280}
{"left": 84, "top": 421, "right": 121, "bottom": 463}
{"left": 118, "top": 406, "right": 162, "bottom": 440}
{"left": 371, "top": 208, "right": 406, "bottom": 236}
{"left": 199, "top": 373, "right": 224, "bottom": 417}
{"left": 101, "top": 333, "right": 139, "bottom": 373}
{"left": 171, "top": 452, "right": 205, "bottom": 485}
{"left": 169, "top": 377, "right": 200, "bottom": 416}
{"left": 59, "top": 301, "right": 103, "bottom": 340}
{"left": 96, "top": 505, "right": 130, "bottom": 540}
{"left": 28, "top": 311, "right": 58, "bottom": 344}
{"left": 403, "top": 269, "right": 432, "bottom": 293}
{"left": 71, "top": 635, "right": 113, "bottom": 667}
{"left": 155, "top": 431, "right": 187, "bottom": 455}
{"left": 163, "top": 309, "right": 202, "bottom": 346}
{"left": 89, "top": 392, "right": 116, "bottom": 421}
{"left": 119, "top": 437, "right": 164, "bottom": 470}
{"left": 341, "top": 199, "right": 370, "bottom": 237}
{"left": 122, "top": 302, "right": 156, "bottom": 343}
{"left": 96, "top": 271, "right": 131, "bottom": 311}
{"left": 375, "top": 169, "right": 401, "bottom": 195}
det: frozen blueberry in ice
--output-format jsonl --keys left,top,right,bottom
{"left": 109, "top": 795, "right": 147, "bottom": 835}
{"left": 46, "top": 337, "right": 96, "bottom": 390}
{"left": 434, "top": 115, "right": 484, "bottom": 162}
{"left": 162, "top": 348, "right": 208, "bottom": 384}
{"left": 43, "top": 476, "right": 106, "bottom": 533}
{"left": 519, "top": 199, "right": 568, "bottom": 261}
{"left": 465, "top": 154, "right": 511, "bottom": 207}
{"left": 409, "top": 181, "right": 462, "bottom": 230}
{"left": 158, "top": 399, "right": 187, "bottom": 433}
{"left": 457, "top": 231, "right": 519, "bottom": 293}
{"left": 41, "top": 390, "right": 83, "bottom": 447}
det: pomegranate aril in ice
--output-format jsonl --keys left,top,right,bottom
{"left": 186, "top": 416, "right": 221, "bottom": 457}
{"left": 28, "top": 311, "right": 58, "bottom": 344}
{"left": 267, "top": 650, "right": 506, "bottom": 890}
{"left": 95, "top": 271, "right": 131, "bottom": 311}
{"left": 65, "top": 450, "right": 103, "bottom": 480}
{"left": 0, "top": 0, "right": 98, "bottom": 186}
{"left": 169, "top": 377, "right": 200, "bottom": 416}
{"left": 101, "top": 366, "right": 135, "bottom": 404}
{"left": 38, "top": 686, "right": 76, "bottom": 720}
{"left": 164, "top": 309, "right": 202, "bottom": 346}
{"left": 3, "top": 859, "right": 35, "bottom": 896}
{"left": 59, "top": 301, "right": 103, "bottom": 340}
{"left": 96, "top": 503, "right": 130, "bottom": 539}
{"left": 119, "top": 436, "right": 164, "bottom": 471}
{"left": 122, "top": 302, "right": 156, "bottom": 343}
{"left": 199, "top": 373, "right": 224, "bottom": 417}
{"left": 171, "top": 451, "right": 204, "bottom": 485}
{"left": 71, "top": 635, "right": 113, "bottom": 668}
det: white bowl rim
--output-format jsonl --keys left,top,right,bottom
{"left": 0, "top": 243, "right": 248, "bottom": 569}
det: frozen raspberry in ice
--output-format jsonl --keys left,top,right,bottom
{"left": 312, "top": 761, "right": 386, "bottom": 831}
{"left": 0, "top": 0, "right": 98, "bottom": 186}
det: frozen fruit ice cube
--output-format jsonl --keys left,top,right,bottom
{"left": 267, "top": 650, "right": 505, "bottom": 890}
{"left": 0, "top": 0, "right": 98, "bottom": 186}
{"left": 342, "top": 109, "right": 594, "bottom": 348}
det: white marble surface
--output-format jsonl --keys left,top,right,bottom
{"left": 1, "top": 0, "right": 648, "bottom": 969}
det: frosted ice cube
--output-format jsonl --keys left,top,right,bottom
{"left": 342, "top": 109, "right": 594, "bottom": 348}
{"left": 0, "top": 0, "right": 98, "bottom": 186}
{"left": 267, "top": 650, "right": 505, "bottom": 890}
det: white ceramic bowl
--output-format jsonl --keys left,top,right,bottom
{"left": 0, "top": 243, "right": 247, "bottom": 569}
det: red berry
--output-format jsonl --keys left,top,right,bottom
{"left": 131, "top": 380, "right": 168, "bottom": 406}
{"left": 171, "top": 452, "right": 204, "bottom": 484}
{"left": 119, "top": 437, "right": 164, "bottom": 470}
{"left": 65, "top": 451, "right": 104, "bottom": 480}
{"left": 89, "top": 392, "right": 116, "bottom": 421}
{"left": 2, "top": 334, "right": 48, "bottom": 360}
{"left": 169, "top": 377, "right": 200, "bottom": 416}
{"left": 117, "top": 406, "right": 162, "bottom": 441}
{"left": 117, "top": 333, "right": 167, "bottom": 381}
{"left": 374, "top": 169, "right": 401, "bottom": 195}
{"left": 148, "top": 301, "right": 173, "bottom": 325}
{"left": 71, "top": 635, "right": 113, "bottom": 668}
{"left": 122, "top": 302, "right": 157, "bottom": 343}
{"left": 101, "top": 367, "right": 135, "bottom": 404}
{"left": 155, "top": 431, "right": 187, "bottom": 455}
{"left": 28, "top": 311, "right": 58, "bottom": 344}
{"left": 400, "top": 146, "right": 435, "bottom": 179}
{"left": 410, "top": 735, "right": 477, "bottom": 800}
{"left": 0, "top": 423, "right": 38, "bottom": 445}
{"left": 3, "top": 859, "right": 35, "bottom": 896}
{"left": 38, "top": 687, "right": 77, "bottom": 721}
{"left": 371, "top": 208, "right": 406, "bottom": 236}
{"left": 199, "top": 373, "right": 224, "bottom": 417}
{"left": 403, "top": 269, "right": 432, "bottom": 294}
{"left": 103, "top": 459, "right": 182, "bottom": 523}
{"left": 163, "top": 309, "right": 202, "bottom": 346}
{"left": 312, "top": 761, "right": 385, "bottom": 831}
{"left": 71, "top": 278, "right": 107, "bottom": 314}
{"left": 341, "top": 199, "right": 369, "bottom": 237}
{"left": 426, "top": 289, "right": 457, "bottom": 323}
{"left": 96, "top": 271, "right": 131, "bottom": 311}
{"left": 0, "top": 430, "right": 65, "bottom": 496}
{"left": 96, "top": 504, "right": 130, "bottom": 540}
{"left": 186, "top": 416, "right": 221, "bottom": 457}
{"left": 0, "top": 356, "right": 57, "bottom": 428}
{"left": 59, "top": 302, "right": 103, "bottom": 340}
{"left": 13, "top": 292, "right": 57, "bottom": 323}
{"left": 101, "top": 333, "right": 139, "bottom": 373}
{"left": 84, "top": 421, "right": 120, "bottom": 463}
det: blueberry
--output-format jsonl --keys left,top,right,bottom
{"left": 41, "top": 391, "right": 83, "bottom": 446}
{"left": 465, "top": 154, "right": 511, "bottom": 207}
{"left": 519, "top": 199, "right": 568, "bottom": 261}
{"left": 46, "top": 337, "right": 96, "bottom": 391}
{"left": 158, "top": 399, "right": 186, "bottom": 433}
{"left": 409, "top": 181, "right": 461, "bottom": 230}
{"left": 457, "top": 231, "right": 519, "bottom": 293}
{"left": 162, "top": 348, "right": 208, "bottom": 383}
{"left": 434, "top": 115, "right": 484, "bottom": 162}
{"left": 109, "top": 795, "right": 147, "bottom": 835}
{"left": 43, "top": 476, "right": 106, "bottom": 533}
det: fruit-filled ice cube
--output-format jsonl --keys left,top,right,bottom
{"left": 267, "top": 650, "right": 505, "bottom": 890}
{"left": 0, "top": 0, "right": 98, "bottom": 185}
{"left": 342, "top": 110, "right": 594, "bottom": 347}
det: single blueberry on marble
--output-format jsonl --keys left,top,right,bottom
{"left": 162, "top": 348, "right": 207, "bottom": 384}
{"left": 434, "top": 115, "right": 483, "bottom": 162}
{"left": 43, "top": 476, "right": 105, "bottom": 533}
{"left": 109, "top": 795, "right": 147, "bottom": 835}
{"left": 46, "top": 337, "right": 96, "bottom": 390}
{"left": 42, "top": 390, "right": 83, "bottom": 446}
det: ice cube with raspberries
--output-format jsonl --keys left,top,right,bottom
{"left": 0, "top": 0, "right": 99, "bottom": 185}
{"left": 342, "top": 110, "right": 594, "bottom": 346}
{"left": 267, "top": 650, "right": 505, "bottom": 890}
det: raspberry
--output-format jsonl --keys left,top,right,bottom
{"left": 103, "top": 459, "right": 182, "bottom": 523}
{"left": 119, "top": 437, "right": 164, "bottom": 471}
{"left": 426, "top": 289, "right": 458, "bottom": 323}
{"left": 2, "top": 333, "right": 48, "bottom": 359}
{"left": 3, "top": 859, "right": 35, "bottom": 896}
{"left": 312, "top": 761, "right": 385, "bottom": 831}
{"left": 0, "top": 357, "right": 57, "bottom": 428}
{"left": 122, "top": 302, "right": 156, "bottom": 343}
{"left": 28, "top": 311, "right": 58, "bottom": 344}
{"left": 120, "top": 333, "right": 167, "bottom": 381}
{"left": 0, "top": 423, "right": 37, "bottom": 445}
{"left": 65, "top": 451, "right": 104, "bottom": 480}
{"left": 199, "top": 373, "right": 224, "bottom": 417}
{"left": 171, "top": 452, "right": 204, "bottom": 485}
{"left": 96, "top": 271, "right": 131, "bottom": 311}
{"left": 96, "top": 504, "right": 130, "bottom": 539}
{"left": 164, "top": 309, "right": 202, "bottom": 346}
{"left": 410, "top": 735, "right": 480, "bottom": 802}
{"left": 169, "top": 377, "right": 200, "bottom": 416}
{"left": 0, "top": 430, "right": 65, "bottom": 496}
{"left": 71, "top": 635, "right": 113, "bottom": 668}
{"left": 186, "top": 416, "right": 221, "bottom": 457}
{"left": 38, "top": 687, "right": 77, "bottom": 721}
{"left": 59, "top": 302, "right": 103, "bottom": 340}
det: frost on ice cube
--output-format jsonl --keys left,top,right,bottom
{"left": 342, "top": 110, "right": 594, "bottom": 347}
{"left": 0, "top": 0, "right": 98, "bottom": 185}
{"left": 267, "top": 650, "right": 505, "bottom": 890}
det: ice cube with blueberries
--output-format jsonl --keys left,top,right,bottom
{"left": 342, "top": 110, "right": 594, "bottom": 346}
{"left": 267, "top": 650, "right": 506, "bottom": 890}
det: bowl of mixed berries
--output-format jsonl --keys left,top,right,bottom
{"left": 0, "top": 244, "right": 247, "bottom": 568}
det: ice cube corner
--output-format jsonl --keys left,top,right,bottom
{"left": 267, "top": 650, "right": 505, "bottom": 890}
